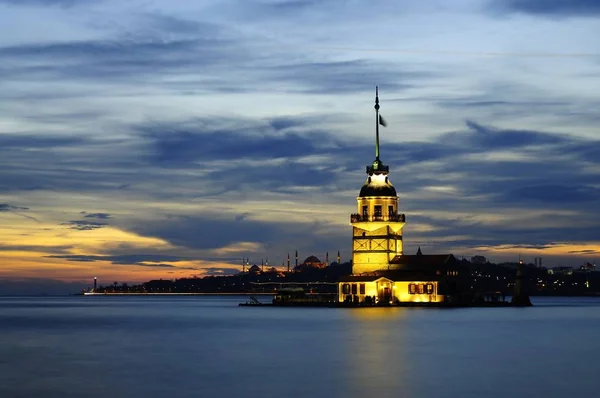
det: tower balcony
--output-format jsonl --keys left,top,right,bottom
{"left": 351, "top": 213, "right": 405, "bottom": 223}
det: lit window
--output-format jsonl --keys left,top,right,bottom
{"left": 374, "top": 206, "right": 382, "bottom": 218}
{"left": 351, "top": 284, "right": 358, "bottom": 295}
{"left": 426, "top": 283, "right": 434, "bottom": 294}
{"left": 359, "top": 283, "right": 366, "bottom": 295}
{"left": 417, "top": 284, "right": 424, "bottom": 294}
{"left": 342, "top": 284, "right": 350, "bottom": 294}
{"left": 409, "top": 284, "right": 416, "bottom": 294}
{"left": 388, "top": 206, "right": 394, "bottom": 216}
{"left": 362, "top": 206, "right": 368, "bottom": 216}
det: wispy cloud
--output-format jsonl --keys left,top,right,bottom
{"left": 61, "top": 220, "right": 107, "bottom": 231}
{"left": 82, "top": 212, "right": 112, "bottom": 219}
{"left": 0, "top": 0, "right": 100, "bottom": 7}
{"left": 0, "top": 203, "right": 39, "bottom": 222}
{"left": 492, "top": 0, "right": 600, "bottom": 17}
{"left": 46, "top": 254, "right": 195, "bottom": 269}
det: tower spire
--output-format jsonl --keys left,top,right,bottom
{"left": 375, "top": 86, "right": 380, "bottom": 161}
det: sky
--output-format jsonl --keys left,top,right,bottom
{"left": 1, "top": 0, "right": 600, "bottom": 293}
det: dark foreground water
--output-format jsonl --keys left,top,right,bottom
{"left": 1, "top": 296, "right": 599, "bottom": 398}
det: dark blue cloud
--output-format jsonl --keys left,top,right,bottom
{"left": 0, "top": 244, "right": 73, "bottom": 254}
{"left": 0, "top": 134, "right": 86, "bottom": 149}
{"left": 61, "top": 220, "right": 107, "bottom": 231}
{"left": 122, "top": 211, "right": 348, "bottom": 263}
{"left": 0, "top": 37, "right": 236, "bottom": 82}
{"left": 46, "top": 254, "right": 190, "bottom": 267}
{"left": 270, "top": 60, "right": 427, "bottom": 94}
{"left": 568, "top": 249, "right": 600, "bottom": 254}
{"left": 0, "top": 203, "right": 39, "bottom": 222}
{"left": 127, "top": 215, "right": 300, "bottom": 251}
{"left": 508, "top": 184, "right": 600, "bottom": 203}
{"left": 493, "top": 0, "right": 600, "bottom": 17}
{"left": 264, "top": 0, "right": 321, "bottom": 13}
{"left": 406, "top": 212, "right": 600, "bottom": 251}
{"left": 0, "top": 204, "right": 28, "bottom": 212}
{"left": 141, "top": 123, "right": 333, "bottom": 164}
{"left": 82, "top": 212, "right": 112, "bottom": 219}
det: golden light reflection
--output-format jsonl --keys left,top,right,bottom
{"left": 340, "top": 308, "right": 413, "bottom": 397}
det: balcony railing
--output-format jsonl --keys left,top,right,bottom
{"left": 351, "top": 213, "right": 406, "bottom": 223}
{"left": 366, "top": 164, "right": 389, "bottom": 174}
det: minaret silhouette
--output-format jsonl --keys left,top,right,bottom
{"left": 337, "top": 250, "right": 341, "bottom": 264}
{"left": 287, "top": 253, "right": 290, "bottom": 272}
{"left": 512, "top": 257, "right": 532, "bottom": 306}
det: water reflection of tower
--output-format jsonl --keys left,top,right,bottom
{"left": 342, "top": 308, "right": 412, "bottom": 396}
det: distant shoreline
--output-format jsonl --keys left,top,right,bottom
{"left": 80, "top": 292, "right": 276, "bottom": 296}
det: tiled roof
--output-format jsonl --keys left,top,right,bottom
{"left": 338, "top": 275, "right": 393, "bottom": 282}
{"left": 389, "top": 254, "right": 457, "bottom": 268}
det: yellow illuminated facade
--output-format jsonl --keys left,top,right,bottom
{"left": 338, "top": 278, "right": 444, "bottom": 304}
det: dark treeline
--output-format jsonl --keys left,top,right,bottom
{"left": 88, "top": 258, "right": 600, "bottom": 296}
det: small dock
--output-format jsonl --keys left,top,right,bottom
{"left": 239, "top": 296, "right": 521, "bottom": 308}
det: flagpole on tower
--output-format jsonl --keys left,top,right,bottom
{"left": 375, "top": 86, "right": 380, "bottom": 161}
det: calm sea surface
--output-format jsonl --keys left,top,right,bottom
{"left": 1, "top": 296, "right": 599, "bottom": 398}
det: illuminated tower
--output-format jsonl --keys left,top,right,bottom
{"left": 350, "top": 87, "right": 406, "bottom": 275}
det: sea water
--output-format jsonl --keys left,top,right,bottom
{"left": 1, "top": 296, "right": 598, "bottom": 398}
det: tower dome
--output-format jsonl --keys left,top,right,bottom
{"left": 359, "top": 173, "right": 397, "bottom": 197}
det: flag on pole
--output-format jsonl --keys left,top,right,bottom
{"left": 379, "top": 114, "right": 387, "bottom": 127}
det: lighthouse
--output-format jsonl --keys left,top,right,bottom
{"left": 350, "top": 87, "right": 406, "bottom": 275}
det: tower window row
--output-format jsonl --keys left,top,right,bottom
{"left": 341, "top": 283, "right": 366, "bottom": 295}
{"left": 362, "top": 205, "right": 395, "bottom": 217}
{"left": 408, "top": 283, "right": 435, "bottom": 295}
